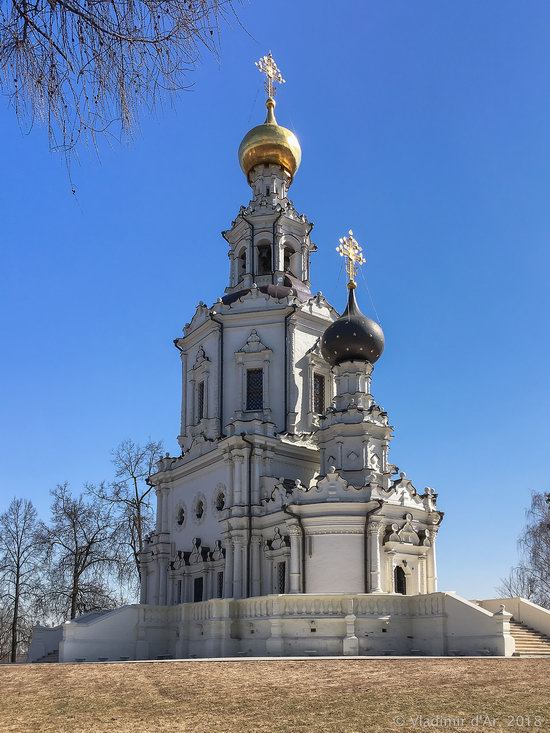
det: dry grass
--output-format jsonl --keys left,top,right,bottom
{"left": 1, "top": 658, "right": 549, "bottom": 733}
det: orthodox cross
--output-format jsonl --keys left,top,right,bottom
{"left": 256, "top": 52, "right": 285, "bottom": 98}
{"left": 336, "top": 230, "right": 366, "bottom": 287}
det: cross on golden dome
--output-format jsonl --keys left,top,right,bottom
{"left": 336, "top": 230, "right": 366, "bottom": 288}
{"left": 255, "top": 52, "right": 285, "bottom": 98}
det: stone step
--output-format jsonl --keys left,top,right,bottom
{"left": 509, "top": 619, "right": 550, "bottom": 658}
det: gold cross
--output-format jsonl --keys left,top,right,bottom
{"left": 256, "top": 52, "right": 285, "bottom": 98}
{"left": 336, "top": 230, "right": 366, "bottom": 288}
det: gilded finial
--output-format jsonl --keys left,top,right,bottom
{"left": 336, "top": 230, "right": 366, "bottom": 289}
{"left": 256, "top": 52, "right": 285, "bottom": 99}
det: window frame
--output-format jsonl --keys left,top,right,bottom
{"left": 313, "top": 372, "right": 326, "bottom": 415}
{"left": 246, "top": 367, "right": 264, "bottom": 411}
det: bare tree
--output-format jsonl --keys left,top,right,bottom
{"left": 39, "top": 482, "right": 123, "bottom": 621}
{"left": 0, "top": 0, "right": 232, "bottom": 153}
{"left": 0, "top": 498, "right": 44, "bottom": 663}
{"left": 498, "top": 491, "right": 550, "bottom": 609}
{"left": 92, "top": 439, "right": 163, "bottom": 591}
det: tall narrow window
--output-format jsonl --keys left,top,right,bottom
{"left": 197, "top": 380, "right": 205, "bottom": 421}
{"left": 238, "top": 249, "right": 247, "bottom": 279}
{"left": 246, "top": 368, "right": 263, "bottom": 411}
{"left": 276, "top": 561, "right": 286, "bottom": 594}
{"left": 257, "top": 244, "right": 271, "bottom": 275}
{"left": 313, "top": 372, "right": 326, "bottom": 414}
{"left": 283, "top": 245, "right": 294, "bottom": 274}
{"left": 217, "top": 571, "right": 224, "bottom": 599}
{"left": 193, "top": 576, "right": 204, "bottom": 602}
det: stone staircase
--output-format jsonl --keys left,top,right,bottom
{"left": 510, "top": 619, "right": 550, "bottom": 657}
{"left": 35, "top": 649, "right": 59, "bottom": 664}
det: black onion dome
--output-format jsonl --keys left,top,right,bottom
{"left": 321, "top": 287, "right": 384, "bottom": 366}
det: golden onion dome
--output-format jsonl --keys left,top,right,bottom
{"left": 238, "top": 97, "right": 302, "bottom": 181}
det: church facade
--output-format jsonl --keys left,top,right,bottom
{"left": 31, "top": 56, "right": 525, "bottom": 662}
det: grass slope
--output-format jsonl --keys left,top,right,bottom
{"left": 1, "top": 659, "right": 549, "bottom": 733}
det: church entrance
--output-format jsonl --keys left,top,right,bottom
{"left": 394, "top": 566, "right": 407, "bottom": 595}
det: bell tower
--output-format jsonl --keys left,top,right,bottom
{"left": 223, "top": 53, "right": 316, "bottom": 297}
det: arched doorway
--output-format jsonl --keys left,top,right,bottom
{"left": 394, "top": 565, "right": 407, "bottom": 595}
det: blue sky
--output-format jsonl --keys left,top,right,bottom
{"left": 1, "top": 1, "right": 549, "bottom": 600}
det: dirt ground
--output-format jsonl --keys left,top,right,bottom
{"left": 1, "top": 658, "right": 549, "bottom": 733}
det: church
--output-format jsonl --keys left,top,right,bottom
{"left": 31, "top": 55, "right": 550, "bottom": 663}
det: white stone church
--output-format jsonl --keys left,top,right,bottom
{"left": 30, "top": 56, "right": 550, "bottom": 663}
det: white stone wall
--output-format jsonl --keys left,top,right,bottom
{"left": 56, "top": 592, "right": 516, "bottom": 662}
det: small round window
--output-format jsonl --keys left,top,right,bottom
{"left": 176, "top": 507, "right": 185, "bottom": 526}
{"left": 215, "top": 492, "right": 225, "bottom": 511}
{"left": 195, "top": 500, "right": 204, "bottom": 520}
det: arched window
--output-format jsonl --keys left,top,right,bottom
{"left": 394, "top": 565, "right": 407, "bottom": 595}
{"left": 257, "top": 244, "right": 272, "bottom": 275}
{"left": 283, "top": 245, "right": 295, "bottom": 275}
{"left": 238, "top": 248, "right": 247, "bottom": 279}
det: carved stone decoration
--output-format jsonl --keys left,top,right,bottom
{"left": 367, "top": 443, "right": 380, "bottom": 471}
{"left": 237, "top": 329, "right": 270, "bottom": 354}
{"left": 189, "top": 538, "right": 203, "bottom": 565}
{"left": 420, "top": 531, "right": 432, "bottom": 547}
{"left": 398, "top": 514, "right": 420, "bottom": 545}
{"left": 193, "top": 345, "right": 209, "bottom": 367}
{"left": 269, "top": 527, "right": 289, "bottom": 550}
{"left": 211, "top": 540, "right": 225, "bottom": 561}
{"left": 314, "top": 468, "right": 350, "bottom": 499}
{"left": 387, "top": 523, "right": 401, "bottom": 543}
{"left": 172, "top": 550, "right": 187, "bottom": 572}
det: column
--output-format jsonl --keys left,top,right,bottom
{"left": 233, "top": 454, "right": 244, "bottom": 505}
{"left": 233, "top": 537, "right": 243, "bottom": 599}
{"left": 286, "top": 320, "right": 298, "bottom": 432}
{"left": 184, "top": 572, "right": 192, "bottom": 603}
{"left": 417, "top": 554, "right": 427, "bottom": 595}
{"left": 188, "top": 375, "right": 196, "bottom": 427}
{"left": 140, "top": 571, "right": 148, "bottom": 604}
{"left": 381, "top": 439, "right": 389, "bottom": 473}
{"left": 223, "top": 452, "right": 235, "bottom": 506}
{"left": 263, "top": 356, "right": 270, "bottom": 411}
{"left": 251, "top": 448, "right": 262, "bottom": 505}
{"left": 223, "top": 539, "right": 234, "bottom": 598}
{"left": 288, "top": 525, "right": 302, "bottom": 594}
{"left": 362, "top": 438, "right": 369, "bottom": 471}
{"left": 367, "top": 521, "right": 383, "bottom": 593}
{"left": 261, "top": 544, "right": 270, "bottom": 595}
{"left": 152, "top": 564, "right": 160, "bottom": 605}
{"left": 179, "top": 350, "right": 187, "bottom": 437}
{"left": 159, "top": 559, "right": 167, "bottom": 605}
{"left": 251, "top": 536, "right": 262, "bottom": 597}
{"left": 426, "top": 528, "right": 439, "bottom": 593}
{"left": 155, "top": 488, "right": 163, "bottom": 534}
{"left": 161, "top": 487, "right": 170, "bottom": 534}
{"left": 336, "top": 439, "right": 343, "bottom": 469}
